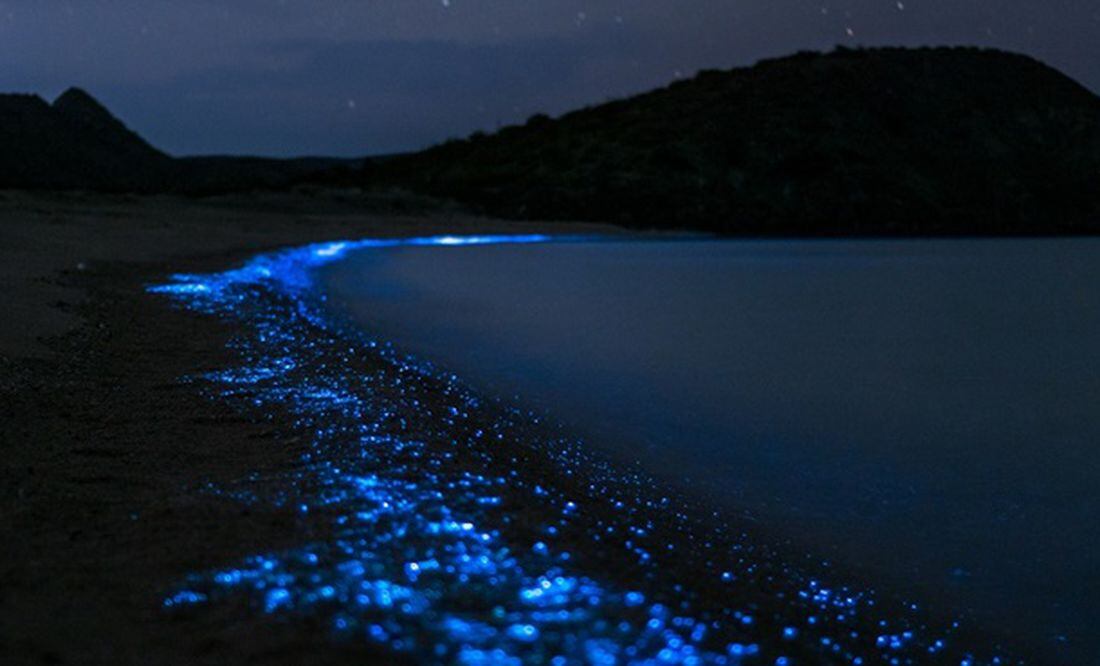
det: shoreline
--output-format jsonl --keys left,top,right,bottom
{"left": 0, "top": 192, "right": 1034, "bottom": 664}
{"left": 0, "top": 191, "right": 614, "bottom": 664}
{"left": 313, "top": 233, "right": 1100, "bottom": 664}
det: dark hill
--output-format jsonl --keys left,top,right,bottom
{"left": 0, "top": 89, "right": 358, "bottom": 193}
{"left": 51, "top": 88, "right": 164, "bottom": 159}
{"left": 173, "top": 155, "right": 365, "bottom": 194}
{"left": 368, "top": 47, "right": 1100, "bottom": 235}
{"left": 0, "top": 88, "right": 172, "bottom": 191}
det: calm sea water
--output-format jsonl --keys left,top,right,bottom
{"left": 322, "top": 238, "right": 1100, "bottom": 660}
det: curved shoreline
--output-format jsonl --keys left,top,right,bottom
{"left": 0, "top": 192, "right": 625, "bottom": 666}
{"left": 147, "top": 236, "right": 1024, "bottom": 665}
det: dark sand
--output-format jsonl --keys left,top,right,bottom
{"left": 0, "top": 190, "right": 612, "bottom": 664}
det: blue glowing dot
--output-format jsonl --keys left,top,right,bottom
{"left": 265, "top": 588, "right": 291, "bottom": 612}
{"left": 163, "top": 590, "right": 207, "bottom": 607}
{"left": 507, "top": 624, "right": 540, "bottom": 642}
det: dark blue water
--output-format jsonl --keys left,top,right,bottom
{"left": 322, "top": 238, "right": 1100, "bottom": 661}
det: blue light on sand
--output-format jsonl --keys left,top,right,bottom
{"left": 150, "top": 235, "right": 1020, "bottom": 665}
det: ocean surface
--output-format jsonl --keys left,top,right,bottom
{"left": 322, "top": 238, "right": 1100, "bottom": 660}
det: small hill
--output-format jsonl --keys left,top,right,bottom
{"left": 0, "top": 88, "right": 172, "bottom": 191}
{"left": 368, "top": 47, "right": 1100, "bottom": 235}
{"left": 174, "top": 155, "right": 365, "bottom": 194}
{"left": 0, "top": 89, "right": 358, "bottom": 193}
{"left": 51, "top": 88, "right": 164, "bottom": 160}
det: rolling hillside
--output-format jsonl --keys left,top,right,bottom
{"left": 368, "top": 47, "right": 1100, "bottom": 235}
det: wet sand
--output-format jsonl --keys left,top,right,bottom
{"left": 0, "top": 191, "right": 1036, "bottom": 664}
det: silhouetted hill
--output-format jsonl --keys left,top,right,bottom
{"left": 174, "top": 155, "right": 364, "bottom": 194}
{"left": 367, "top": 47, "right": 1100, "bottom": 235}
{"left": 52, "top": 88, "right": 166, "bottom": 162}
{"left": 0, "top": 89, "right": 358, "bottom": 193}
{"left": 0, "top": 88, "right": 172, "bottom": 190}
{"left": 5, "top": 49, "right": 1099, "bottom": 234}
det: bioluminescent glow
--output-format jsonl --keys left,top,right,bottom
{"left": 149, "top": 235, "right": 1020, "bottom": 665}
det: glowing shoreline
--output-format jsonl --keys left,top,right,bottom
{"left": 149, "top": 234, "right": 558, "bottom": 302}
{"left": 149, "top": 235, "right": 1016, "bottom": 665}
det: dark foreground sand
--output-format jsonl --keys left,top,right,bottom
{"left": 0, "top": 190, "right": 613, "bottom": 664}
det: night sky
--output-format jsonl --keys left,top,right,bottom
{"left": 2, "top": 1, "right": 1097, "bottom": 157}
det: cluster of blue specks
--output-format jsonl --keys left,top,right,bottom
{"left": 150, "top": 236, "right": 1021, "bottom": 665}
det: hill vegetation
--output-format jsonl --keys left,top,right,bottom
{"left": 367, "top": 47, "right": 1100, "bottom": 235}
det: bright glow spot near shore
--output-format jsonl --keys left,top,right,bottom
{"left": 148, "top": 282, "right": 210, "bottom": 295}
{"left": 312, "top": 241, "right": 348, "bottom": 258}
